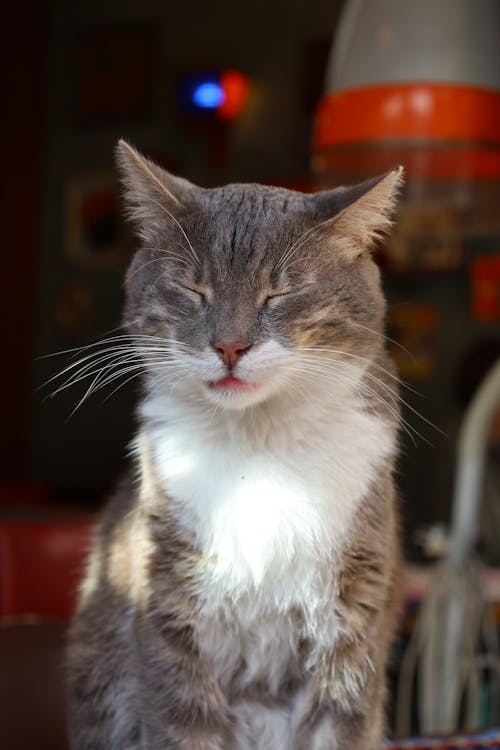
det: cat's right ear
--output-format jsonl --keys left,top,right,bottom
{"left": 115, "top": 140, "right": 197, "bottom": 237}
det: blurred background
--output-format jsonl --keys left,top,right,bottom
{"left": 1, "top": 0, "right": 499, "bottom": 748}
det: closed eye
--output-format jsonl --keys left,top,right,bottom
{"left": 264, "top": 289, "right": 293, "bottom": 308}
{"left": 179, "top": 284, "right": 207, "bottom": 304}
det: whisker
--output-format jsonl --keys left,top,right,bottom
{"left": 275, "top": 222, "right": 326, "bottom": 275}
{"left": 143, "top": 242, "right": 195, "bottom": 259}
{"left": 145, "top": 195, "right": 200, "bottom": 265}
{"left": 297, "top": 354, "right": 400, "bottom": 402}
{"left": 99, "top": 361, "right": 188, "bottom": 404}
{"left": 128, "top": 253, "right": 192, "bottom": 278}
{"left": 49, "top": 351, "right": 172, "bottom": 397}
{"left": 296, "top": 346, "right": 403, "bottom": 385}
{"left": 44, "top": 345, "right": 179, "bottom": 393}
{"left": 294, "top": 354, "right": 440, "bottom": 444}
{"left": 289, "top": 361, "right": 422, "bottom": 446}
{"left": 66, "top": 360, "right": 188, "bottom": 418}
{"left": 350, "top": 319, "right": 417, "bottom": 362}
{"left": 41, "top": 335, "right": 188, "bottom": 378}
{"left": 41, "top": 333, "right": 194, "bottom": 416}
{"left": 38, "top": 333, "right": 187, "bottom": 361}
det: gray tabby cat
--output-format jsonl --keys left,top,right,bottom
{"left": 67, "top": 140, "right": 404, "bottom": 750}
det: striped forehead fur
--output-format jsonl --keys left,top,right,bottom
{"left": 115, "top": 140, "right": 403, "bottom": 267}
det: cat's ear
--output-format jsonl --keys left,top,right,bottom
{"left": 313, "top": 167, "right": 404, "bottom": 260}
{"left": 115, "top": 139, "right": 197, "bottom": 236}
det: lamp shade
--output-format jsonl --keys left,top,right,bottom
{"left": 313, "top": 0, "right": 500, "bottom": 178}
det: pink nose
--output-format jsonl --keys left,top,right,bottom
{"left": 213, "top": 341, "right": 252, "bottom": 368}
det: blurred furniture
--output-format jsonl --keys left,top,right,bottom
{"left": 384, "top": 728, "right": 500, "bottom": 748}
{"left": 0, "top": 620, "right": 69, "bottom": 750}
{"left": 396, "top": 362, "right": 500, "bottom": 735}
{"left": 0, "top": 495, "right": 94, "bottom": 750}
{"left": 0, "top": 516, "right": 93, "bottom": 619}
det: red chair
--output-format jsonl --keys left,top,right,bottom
{"left": 0, "top": 514, "right": 95, "bottom": 749}
{"left": 0, "top": 516, "right": 94, "bottom": 619}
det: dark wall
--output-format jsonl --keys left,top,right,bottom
{"left": 1, "top": 2, "right": 48, "bottom": 481}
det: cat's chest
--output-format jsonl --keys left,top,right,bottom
{"left": 144, "top": 395, "right": 393, "bottom": 592}
{"left": 194, "top": 606, "right": 307, "bottom": 695}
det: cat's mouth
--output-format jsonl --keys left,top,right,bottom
{"left": 208, "top": 374, "right": 257, "bottom": 391}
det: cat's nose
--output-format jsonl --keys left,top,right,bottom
{"left": 213, "top": 341, "right": 252, "bottom": 368}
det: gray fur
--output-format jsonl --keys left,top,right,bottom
{"left": 67, "top": 141, "right": 404, "bottom": 749}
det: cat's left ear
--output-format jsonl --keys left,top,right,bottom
{"left": 115, "top": 139, "right": 198, "bottom": 237}
{"left": 312, "top": 167, "right": 404, "bottom": 260}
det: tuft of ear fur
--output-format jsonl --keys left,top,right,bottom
{"left": 115, "top": 139, "right": 197, "bottom": 238}
{"left": 317, "top": 167, "right": 404, "bottom": 261}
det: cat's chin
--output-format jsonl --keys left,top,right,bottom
{"left": 203, "top": 378, "right": 271, "bottom": 410}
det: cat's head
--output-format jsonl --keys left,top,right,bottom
{"left": 116, "top": 140, "right": 403, "bottom": 410}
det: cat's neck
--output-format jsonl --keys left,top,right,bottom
{"left": 136, "top": 380, "right": 396, "bottom": 595}
{"left": 140, "top": 373, "right": 369, "bottom": 449}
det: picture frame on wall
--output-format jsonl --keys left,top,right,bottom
{"left": 64, "top": 170, "right": 131, "bottom": 269}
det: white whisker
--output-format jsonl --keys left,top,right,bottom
{"left": 41, "top": 331, "right": 194, "bottom": 417}
{"left": 294, "top": 352, "right": 440, "bottom": 444}
{"left": 45, "top": 347, "right": 178, "bottom": 395}
{"left": 128, "top": 253, "right": 192, "bottom": 278}
{"left": 296, "top": 346, "right": 402, "bottom": 384}
{"left": 275, "top": 222, "right": 326, "bottom": 275}
{"left": 350, "top": 319, "right": 418, "bottom": 363}
{"left": 145, "top": 195, "right": 200, "bottom": 265}
{"left": 289, "top": 360, "right": 421, "bottom": 446}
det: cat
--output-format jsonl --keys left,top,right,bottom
{"left": 67, "top": 139, "right": 404, "bottom": 750}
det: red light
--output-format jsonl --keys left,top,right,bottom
{"left": 218, "top": 70, "right": 250, "bottom": 120}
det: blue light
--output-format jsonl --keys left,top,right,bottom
{"left": 192, "top": 81, "right": 225, "bottom": 109}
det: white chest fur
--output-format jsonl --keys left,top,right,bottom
{"left": 141, "top": 389, "right": 395, "bottom": 605}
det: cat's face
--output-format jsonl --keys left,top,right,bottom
{"left": 117, "top": 141, "right": 402, "bottom": 410}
